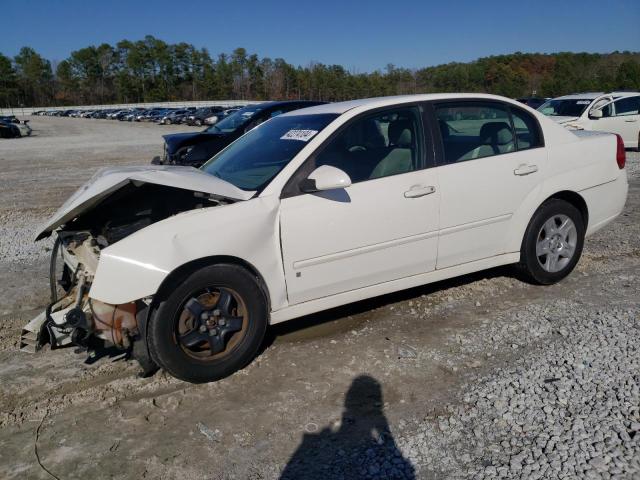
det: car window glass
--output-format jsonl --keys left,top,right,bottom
{"left": 538, "top": 99, "right": 591, "bottom": 117}
{"left": 613, "top": 97, "right": 640, "bottom": 116}
{"left": 202, "top": 113, "right": 338, "bottom": 191}
{"left": 435, "top": 104, "right": 515, "bottom": 162}
{"left": 510, "top": 109, "right": 541, "bottom": 150}
{"left": 206, "top": 105, "right": 265, "bottom": 133}
{"left": 314, "top": 107, "right": 423, "bottom": 183}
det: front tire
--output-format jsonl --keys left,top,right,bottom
{"left": 519, "top": 199, "right": 585, "bottom": 285}
{"left": 148, "top": 264, "right": 268, "bottom": 383}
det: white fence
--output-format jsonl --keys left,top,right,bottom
{"left": 0, "top": 99, "right": 261, "bottom": 116}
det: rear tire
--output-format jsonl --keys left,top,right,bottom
{"left": 519, "top": 199, "right": 585, "bottom": 285}
{"left": 148, "top": 264, "right": 268, "bottom": 383}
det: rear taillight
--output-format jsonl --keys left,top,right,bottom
{"left": 615, "top": 134, "right": 626, "bottom": 169}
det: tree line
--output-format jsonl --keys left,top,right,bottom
{"left": 1, "top": 36, "right": 639, "bottom": 108}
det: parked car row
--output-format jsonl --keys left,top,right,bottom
{"left": 30, "top": 105, "right": 244, "bottom": 126}
{"left": 536, "top": 91, "right": 640, "bottom": 150}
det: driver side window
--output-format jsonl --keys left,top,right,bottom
{"left": 613, "top": 97, "right": 640, "bottom": 117}
{"left": 314, "top": 107, "right": 423, "bottom": 184}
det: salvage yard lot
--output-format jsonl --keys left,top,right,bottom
{"left": 0, "top": 117, "right": 638, "bottom": 479}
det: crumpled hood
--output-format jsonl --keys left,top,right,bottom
{"left": 548, "top": 116, "right": 579, "bottom": 124}
{"left": 35, "top": 165, "right": 255, "bottom": 240}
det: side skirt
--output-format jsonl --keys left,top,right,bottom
{"left": 270, "top": 252, "right": 520, "bottom": 324}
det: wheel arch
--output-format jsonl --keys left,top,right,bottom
{"left": 508, "top": 188, "right": 589, "bottom": 257}
{"left": 541, "top": 190, "right": 589, "bottom": 229}
{"left": 152, "top": 255, "right": 271, "bottom": 313}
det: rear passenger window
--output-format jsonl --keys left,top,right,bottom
{"left": 314, "top": 107, "right": 423, "bottom": 183}
{"left": 510, "top": 108, "right": 542, "bottom": 150}
{"left": 436, "top": 104, "right": 515, "bottom": 163}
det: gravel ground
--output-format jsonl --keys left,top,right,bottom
{"left": 0, "top": 118, "right": 638, "bottom": 479}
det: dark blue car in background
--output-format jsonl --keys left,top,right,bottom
{"left": 153, "top": 100, "right": 324, "bottom": 167}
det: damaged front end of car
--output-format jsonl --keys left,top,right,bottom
{"left": 20, "top": 165, "right": 254, "bottom": 375}
{"left": 21, "top": 228, "right": 159, "bottom": 375}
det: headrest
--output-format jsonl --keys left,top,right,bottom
{"left": 342, "top": 119, "right": 386, "bottom": 149}
{"left": 388, "top": 119, "right": 413, "bottom": 148}
{"left": 479, "top": 122, "right": 513, "bottom": 145}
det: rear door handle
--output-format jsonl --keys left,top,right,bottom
{"left": 404, "top": 185, "right": 436, "bottom": 198}
{"left": 514, "top": 164, "right": 538, "bottom": 176}
{"left": 624, "top": 119, "right": 637, "bottom": 122}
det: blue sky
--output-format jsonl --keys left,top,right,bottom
{"left": 2, "top": 0, "right": 639, "bottom": 71}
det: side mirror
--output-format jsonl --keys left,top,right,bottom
{"left": 300, "top": 165, "right": 352, "bottom": 193}
{"left": 589, "top": 109, "right": 603, "bottom": 119}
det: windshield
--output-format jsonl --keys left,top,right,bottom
{"left": 205, "top": 105, "right": 265, "bottom": 134}
{"left": 538, "top": 99, "right": 592, "bottom": 117}
{"left": 201, "top": 113, "right": 338, "bottom": 191}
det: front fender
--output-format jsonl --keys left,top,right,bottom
{"left": 89, "top": 196, "right": 287, "bottom": 310}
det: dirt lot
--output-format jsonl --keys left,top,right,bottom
{"left": 0, "top": 117, "right": 638, "bottom": 479}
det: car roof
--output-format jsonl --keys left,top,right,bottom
{"left": 251, "top": 100, "right": 325, "bottom": 110}
{"left": 551, "top": 91, "right": 639, "bottom": 101}
{"left": 283, "top": 93, "right": 527, "bottom": 116}
{"left": 551, "top": 93, "right": 605, "bottom": 100}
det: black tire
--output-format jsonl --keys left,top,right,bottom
{"left": 519, "top": 199, "right": 585, "bottom": 285}
{"left": 148, "top": 264, "right": 268, "bottom": 383}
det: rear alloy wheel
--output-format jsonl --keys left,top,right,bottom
{"left": 195, "top": 119, "right": 202, "bottom": 126}
{"left": 519, "top": 199, "right": 585, "bottom": 285}
{"left": 148, "top": 264, "right": 268, "bottom": 383}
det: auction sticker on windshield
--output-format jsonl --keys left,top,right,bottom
{"left": 281, "top": 129, "right": 318, "bottom": 142}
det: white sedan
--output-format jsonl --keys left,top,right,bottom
{"left": 24, "top": 94, "right": 628, "bottom": 383}
{"left": 539, "top": 92, "right": 640, "bottom": 149}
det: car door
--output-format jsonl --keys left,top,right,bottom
{"left": 279, "top": 105, "right": 440, "bottom": 305}
{"left": 591, "top": 96, "right": 640, "bottom": 147}
{"left": 432, "top": 101, "right": 546, "bottom": 269}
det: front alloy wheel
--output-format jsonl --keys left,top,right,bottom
{"left": 148, "top": 264, "right": 268, "bottom": 383}
{"left": 176, "top": 288, "right": 247, "bottom": 360}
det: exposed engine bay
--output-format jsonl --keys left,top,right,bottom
{"left": 21, "top": 182, "right": 233, "bottom": 374}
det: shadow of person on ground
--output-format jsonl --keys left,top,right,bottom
{"left": 280, "top": 375, "right": 415, "bottom": 480}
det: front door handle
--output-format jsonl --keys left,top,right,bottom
{"left": 624, "top": 119, "right": 637, "bottom": 123}
{"left": 514, "top": 164, "right": 538, "bottom": 176}
{"left": 404, "top": 185, "right": 436, "bottom": 198}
